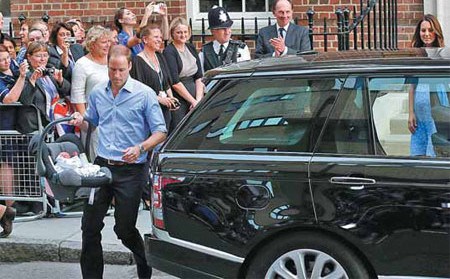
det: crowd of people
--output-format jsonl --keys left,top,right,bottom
{"left": 0, "top": 0, "right": 447, "bottom": 277}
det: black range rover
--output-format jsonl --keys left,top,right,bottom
{"left": 146, "top": 48, "right": 450, "bottom": 279}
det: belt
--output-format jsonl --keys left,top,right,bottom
{"left": 97, "top": 156, "right": 139, "bottom": 166}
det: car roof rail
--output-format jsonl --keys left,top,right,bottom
{"left": 296, "top": 50, "right": 319, "bottom": 56}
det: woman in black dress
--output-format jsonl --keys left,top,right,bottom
{"left": 130, "top": 24, "right": 179, "bottom": 133}
{"left": 163, "top": 17, "right": 204, "bottom": 132}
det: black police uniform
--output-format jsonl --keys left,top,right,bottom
{"left": 202, "top": 40, "right": 246, "bottom": 72}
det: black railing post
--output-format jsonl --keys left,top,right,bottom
{"left": 360, "top": 0, "right": 364, "bottom": 49}
{"left": 307, "top": 8, "right": 315, "bottom": 50}
{"left": 378, "top": 0, "right": 383, "bottom": 49}
{"left": 373, "top": 1, "right": 377, "bottom": 49}
{"left": 353, "top": 6, "right": 358, "bottom": 49}
{"left": 366, "top": 0, "right": 372, "bottom": 49}
{"left": 201, "top": 18, "right": 206, "bottom": 45}
{"left": 241, "top": 17, "right": 245, "bottom": 42}
{"left": 343, "top": 7, "right": 350, "bottom": 50}
{"left": 188, "top": 18, "right": 193, "bottom": 44}
{"left": 324, "top": 18, "right": 328, "bottom": 52}
{"left": 335, "top": 8, "right": 343, "bottom": 51}
{"left": 387, "top": 0, "right": 391, "bottom": 49}
{"left": 383, "top": 0, "right": 387, "bottom": 49}
{"left": 254, "top": 17, "right": 258, "bottom": 41}
{"left": 394, "top": 0, "right": 398, "bottom": 48}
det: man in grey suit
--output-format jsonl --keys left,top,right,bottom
{"left": 255, "top": 0, "right": 311, "bottom": 58}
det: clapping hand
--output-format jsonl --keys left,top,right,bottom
{"left": 270, "top": 36, "right": 286, "bottom": 56}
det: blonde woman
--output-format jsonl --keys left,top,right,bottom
{"left": 163, "top": 17, "right": 204, "bottom": 131}
{"left": 71, "top": 25, "right": 111, "bottom": 160}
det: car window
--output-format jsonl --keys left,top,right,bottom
{"left": 369, "top": 76, "right": 450, "bottom": 157}
{"left": 171, "top": 77, "right": 341, "bottom": 152}
{"left": 317, "top": 77, "right": 371, "bottom": 155}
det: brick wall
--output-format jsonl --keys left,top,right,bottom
{"left": 11, "top": 0, "right": 424, "bottom": 51}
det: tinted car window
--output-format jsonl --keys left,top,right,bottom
{"left": 370, "top": 76, "right": 450, "bottom": 157}
{"left": 171, "top": 77, "right": 341, "bottom": 152}
{"left": 317, "top": 77, "right": 371, "bottom": 154}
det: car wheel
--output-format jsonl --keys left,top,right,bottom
{"left": 246, "top": 232, "right": 371, "bottom": 279}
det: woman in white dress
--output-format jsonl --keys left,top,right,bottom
{"left": 71, "top": 25, "right": 112, "bottom": 161}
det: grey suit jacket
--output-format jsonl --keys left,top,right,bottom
{"left": 255, "top": 23, "right": 311, "bottom": 58}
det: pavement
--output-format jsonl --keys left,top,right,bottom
{"left": 0, "top": 207, "right": 153, "bottom": 265}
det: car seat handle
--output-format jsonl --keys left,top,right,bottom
{"left": 36, "top": 116, "right": 75, "bottom": 176}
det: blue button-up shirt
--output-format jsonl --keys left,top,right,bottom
{"left": 84, "top": 77, "right": 167, "bottom": 163}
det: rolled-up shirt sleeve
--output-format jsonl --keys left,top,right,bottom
{"left": 145, "top": 89, "right": 167, "bottom": 134}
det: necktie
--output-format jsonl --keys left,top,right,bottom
{"left": 218, "top": 44, "right": 225, "bottom": 61}
{"left": 279, "top": 28, "right": 285, "bottom": 38}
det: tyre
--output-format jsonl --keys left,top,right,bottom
{"left": 246, "top": 232, "right": 371, "bottom": 279}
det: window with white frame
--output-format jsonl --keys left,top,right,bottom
{"left": 188, "top": 0, "right": 274, "bottom": 31}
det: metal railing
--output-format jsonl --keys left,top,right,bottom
{"left": 0, "top": 103, "right": 47, "bottom": 221}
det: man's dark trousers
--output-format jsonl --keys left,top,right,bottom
{"left": 80, "top": 159, "right": 151, "bottom": 279}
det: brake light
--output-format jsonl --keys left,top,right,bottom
{"left": 151, "top": 174, "right": 184, "bottom": 230}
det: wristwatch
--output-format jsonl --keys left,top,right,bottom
{"left": 138, "top": 143, "right": 145, "bottom": 155}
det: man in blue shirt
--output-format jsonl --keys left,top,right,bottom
{"left": 71, "top": 45, "right": 167, "bottom": 279}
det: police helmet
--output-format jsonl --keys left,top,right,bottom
{"left": 208, "top": 6, "right": 233, "bottom": 29}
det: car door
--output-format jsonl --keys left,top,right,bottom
{"left": 309, "top": 75, "right": 450, "bottom": 277}
{"left": 158, "top": 75, "right": 340, "bottom": 261}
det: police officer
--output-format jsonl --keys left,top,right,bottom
{"left": 199, "top": 6, "right": 251, "bottom": 72}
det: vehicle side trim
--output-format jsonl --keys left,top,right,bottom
{"left": 250, "top": 65, "right": 450, "bottom": 77}
{"left": 153, "top": 227, "right": 245, "bottom": 263}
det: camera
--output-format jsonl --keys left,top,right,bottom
{"left": 64, "top": 37, "right": 77, "bottom": 45}
{"left": 153, "top": 3, "right": 164, "bottom": 13}
{"left": 42, "top": 67, "right": 56, "bottom": 76}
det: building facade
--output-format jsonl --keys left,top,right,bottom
{"left": 4, "top": 0, "right": 448, "bottom": 51}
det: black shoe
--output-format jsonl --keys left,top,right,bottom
{"left": 0, "top": 206, "right": 16, "bottom": 238}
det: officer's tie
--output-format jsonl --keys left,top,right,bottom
{"left": 218, "top": 44, "right": 225, "bottom": 62}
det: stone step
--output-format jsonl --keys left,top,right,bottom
{"left": 380, "top": 134, "right": 411, "bottom": 156}
{"left": 390, "top": 113, "right": 410, "bottom": 135}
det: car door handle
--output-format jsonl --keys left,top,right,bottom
{"left": 330, "top": 176, "right": 376, "bottom": 185}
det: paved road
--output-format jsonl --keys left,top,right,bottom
{"left": 0, "top": 262, "right": 176, "bottom": 279}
